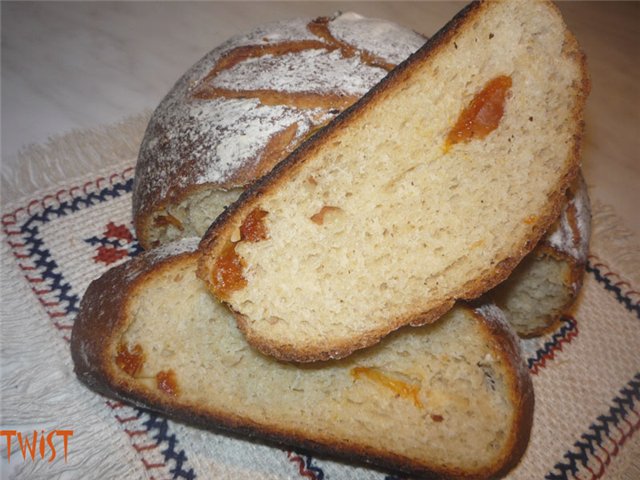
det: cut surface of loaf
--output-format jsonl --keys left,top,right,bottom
{"left": 197, "top": 0, "right": 590, "bottom": 361}
{"left": 489, "top": 173, "right": 591, "bottom": 336}
{"left": 132, "top": 12, "right": 426, "bottom": 249}
{"left": 71, "top": 242, "right": 533, "bottom": 479}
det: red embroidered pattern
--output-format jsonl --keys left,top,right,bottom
{"left": 85, "top": 221, "right": 142, "bottom": 266}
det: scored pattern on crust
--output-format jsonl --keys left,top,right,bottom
{"left": 192, "top": 17, "right": 396, "bottom": 109}
{"left": 306, "top": 16, "right": 396, "bottom": 71}
{"left": 186, "top": 16, "right": 402, "bottom": 185}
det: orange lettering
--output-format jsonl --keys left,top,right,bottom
{"left": 0, "top": 430, "right": 17, "bottom": 462}
{"left": 56, "top": 430, "right": 73, "bottom": 462}
{"left": 1, "top": 429, "right": 72, "bottom": 463}
{"left": 17, "top": 431, "right": 38, "bottom": 461}
{"left": 46, "top": 430, "right": 56, "bottom": 462}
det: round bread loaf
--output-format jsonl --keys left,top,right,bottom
{"left": 133, "top": 12, "right": 426, "bottom": 250}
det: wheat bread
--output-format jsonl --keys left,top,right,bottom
{"left": 493, "top": 173, "right": 591, "bottom": 336}
{"left": 71, "top": 241, "right": 533, "bottom": 479}
{"left": 132, "top": 13, "right": 426, "bottom": 250}
{"left": 197, "top": 0, "right": 590, "bottom": 361}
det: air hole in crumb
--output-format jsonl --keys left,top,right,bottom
{"left": 478, "top": 362, "right": 497, "bottom": 391}
{"left": 268, "top": 316, "right": 284, "bottom": 325}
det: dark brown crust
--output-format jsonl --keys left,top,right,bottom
{"left": 197, "top": 0, "right": 590, "bottom": 362}
{"left": 72, "top": 246, "right": 533, "bottom": 479}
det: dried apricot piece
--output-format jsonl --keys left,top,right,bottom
{"left": 211, "top": 243, "right": 247, "bottom": 300}
{"left": 115, "top": 343, "right": 144, "bottom": 377}
{"left": 156, "top": 370, "right": 179, "bottom": 396}
{"left": 240, "top": 208, "right": 269, "bottom": 242}
{"left": 445, "top": 75, "right": 512, "bottom": 150}
{"left": 351, "top": 366, "right": 423, "bottom": 408}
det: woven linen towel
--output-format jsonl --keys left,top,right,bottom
{"left": 1, "top": 114, "right": 639, "bottom": 479}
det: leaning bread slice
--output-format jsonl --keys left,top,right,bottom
{"left": 71, "top": 241, "right": 533, "bottom": 479}
{"left": 198, "top": 0, "right": 589, "bottom": 361}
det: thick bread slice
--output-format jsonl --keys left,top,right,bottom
{"left": 71, "top": 241, "right": 533, "bottom": 479}
{"left": 197, "top": 0, "right": 590, "bottom": 361}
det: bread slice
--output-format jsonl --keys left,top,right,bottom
{"left": 71, "top": 241, "right": 533, "bottom": 479}
{"left": 197, "top": 0, "right": 590, "bottom": 361}
{"left": 491, "top": 173, "right": 591, "bottom": 336}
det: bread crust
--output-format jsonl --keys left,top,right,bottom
{"left": 197, "top": 0, "right": 590, "bottom": 362}
{"left": 518, "top": 246, "right": 585, "bottom": 338}
{"left": 72, "top": 245, "right": 533, "bottom": 479}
